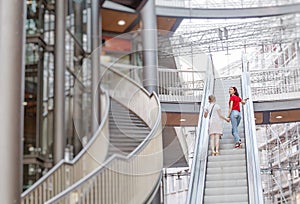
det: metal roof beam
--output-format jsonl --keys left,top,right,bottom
{"left": 156, "top": 3, "right": 300, "bottom": 19}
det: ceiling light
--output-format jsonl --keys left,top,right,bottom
{"left": 117, "top": 20, "right": 126, "bottom": 26}
{"left": 180, "top": 118, "right": 186, "bottom": 122}
{"left": 23, "top": 102, "right": 28, "bottom": 106}
{"left": 275, "top": 115, "right": 283, "bottom": 119}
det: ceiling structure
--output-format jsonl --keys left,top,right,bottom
{"left": 101, "top": 2, "right": 182, "bottom": 34}
{"left": 103, "top": 0, "right": 147, "bottom": 11}
{"left": 158, "top": 14, "right": 300, "bottom": 57}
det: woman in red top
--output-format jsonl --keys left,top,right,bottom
{"left": 227, "top": 86, "right": 248, "bottom": 148}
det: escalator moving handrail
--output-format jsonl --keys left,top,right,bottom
{"left": 186, "top": 55, "right": 214, "bottom": 204}
{"left": 241, "top": 70, "right": 264, "bottom": 204}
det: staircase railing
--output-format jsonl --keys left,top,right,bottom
{"left": 186, "top": 54, "right": 215, "bottom": 204}
{"left": 44, "top": 65, "right": 163, "bottom": 204}
{"left": 241, "top": 55, "right": 264, "bottom": 204}
{"left": 101, "top": 61, "right": 205, "bottom": 103}
{"left": 21, "top": 89, "right": 110, "bottom": 204}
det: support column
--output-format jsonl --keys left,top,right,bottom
{"left": 73, "top": 0, "right": 83, "bottom": 155}
{"left": 141, "top": 0, "right": 158, "bottom": 93}
{"left": 0, "top": 0, "right": 26, "bottom": 203}
{"left": 91, "top": 0, "right": 101, "bottom": 134}
{"left": 54, "top": 0, "right": 67, "bottom": 164}
{"left": 141, "top": 2, "right": 160, "bottom": 203}
{"left": 36, "top": 51, "right": 44, "bottom": 155}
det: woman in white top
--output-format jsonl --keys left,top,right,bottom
{"left": 204, "top": 95, "right": 229, "bottom": 156}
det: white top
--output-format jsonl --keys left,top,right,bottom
{"left": 206, "top": 103, "right": 224, "bottom": 135}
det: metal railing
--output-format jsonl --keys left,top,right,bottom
{"left": 155, "top": 0, "right": 300, "bottom": 8}
{"left": 44, "top": 66, "right": 163, "bottom": 204}
{"left": 186, "top": 55, "right": 214, "bottom": 203}
{"left": 241, "top": 56, "right": 264, "bottom": 204}
{"left": 249, "top": 67, "right": 300, "bottom": 101}
{"left": 101, "top": 62, "right": 205, "bottom": 102}
{"left": 21, "top": 89, "right": 110, "bottom": 204}
{"left": 158, "top": 68, "right": 205, "bottom": 102}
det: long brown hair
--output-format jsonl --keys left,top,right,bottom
{"left": 231, "top": 86, "right": 239, "bottom": 97}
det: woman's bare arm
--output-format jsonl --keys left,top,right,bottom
{"left": 241, "top": 98, "right": 248, "bottom": 105}
{"left": 204, "top": 110, "right": 208, "bottom": 118}
{"left": 228, "top": 100, "right": 233, "bottom": 118}
{"left": 203, "top": 107, "right": 209, "bottom": 118}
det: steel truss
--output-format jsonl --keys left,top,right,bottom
{"left": 156, "top": 0, "right": 300, "bottom": 9}
{"left": 158, "top": 14, "right": 300, "bottom": 57}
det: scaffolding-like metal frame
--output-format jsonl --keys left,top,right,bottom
{"left": 158, "top": 14, "right": 300, "bottom": 57}
{"left": 258, "top": 123, "right": 300, "bottom": 204}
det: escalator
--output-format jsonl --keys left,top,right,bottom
{"left": 187, "top": 63, "right": 263, "bottom": 204}
{"left": 22, "top": 66, "right": 163, "bottom": 204}
{"left": 203, "top": 78, "right": 248, "bottom": 203}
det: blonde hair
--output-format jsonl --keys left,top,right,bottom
{"left": 208, "top": 94, "right": 216, "bottom": 103}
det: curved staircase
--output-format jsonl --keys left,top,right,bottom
{"left": 108, "top": 99, "right": 151, "bottom": 157}
{"left": 22, "top": 65, "right": 163, "bottom": 204}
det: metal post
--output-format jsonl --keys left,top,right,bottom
{"left": 296, "top": 42, "right": 300, "bottom": 66}
{"left": 37, "top": 52, "right": 44, "bottom": 155}
{"left": 0, "top": 0, "right": 26, "bottom": 203}
{"left": 73, "top": 0, "right": 83, "bottom": 154}
{"left": 36, "top": 0, "right": 46, "bottom": 153}
{"left": 141, "top": 0, "right": 158, "bottom": 94}
{"left": 141, "top": 2, "right": 160, "bottom": 203}
{"left": 91, "top": 0, "right": 101, "bottom": 134}
{"left": 54, "top": 0, "right": 67, "bottom": 164}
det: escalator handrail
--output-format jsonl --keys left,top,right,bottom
{"left": 186, "top": 55, "right": 215, "bottom": 204}
{"left": 241, "top": 64, "right": 264, "bottom": 204}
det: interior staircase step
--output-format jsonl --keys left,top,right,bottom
{"left": 207, "top": 160, "right": 246, "bottom": 168}
{"left": 110, "top": 136, "right": 145, "bottom": 141}
{"left": 218, "top": 138, "right": 244, "bottom": 144}
{"left": 206, "top": 172, "right": 247, "bottom": 181}
{"left": 109, "top": 122, "right": 148, "bottom": 128}
{"left": 206, "top": 179, "right": 247, "bottom": 188}
{"left": 219, "top": 143, "right": 245, "bottom": 149}
{"left": 207, "top": 165, "right": 246, "bottom": 174}
{"left": 107, "top": 99, "right": 150, "bottom": 157}
{"left": 208, "top": 154, "right": 245, "bottom": 162}
{"left": 204, "top": 202, "right": 248, "bottom": 204}
{"left": 205, "top": 186, "right": 248, "bottom": 195}
{"left": 218, "top": 148, "right": 245, "bottom": 155}
{"left": 109, "top": 116, "right": 142, "bottom": 122}
{"left": 204, "top": 194, "right": 248, "bottom": 203}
